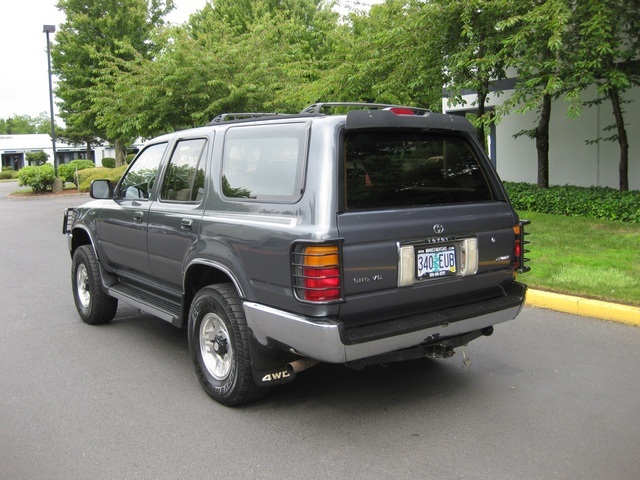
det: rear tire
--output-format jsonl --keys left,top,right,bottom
{"left": 188, "top": 284, "right": 267, "bottom": 406}
{"left": 71, "top": 245, "right": 118, "bottom": 325}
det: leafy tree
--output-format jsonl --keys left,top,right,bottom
{"left": 25, "top": 151, "right": 49, "bottom": 166}
{"left": 0, "top": 113, "right": 55, "bottom": 134}
{"left": 567, "top": 0, "right": 640, "bottom": 191}
{"left": 311, "top": 0, "right": 443, "bottom": 109}
{"left": 439, "top": 0, "right": 523, "bottom": 150}
{"left": 497, "top": 0, "right": 573, "bottom": 188}
{"left": 92, "top": 0, "right": 339, "bottom": 139}
{"left": 52, "top": 0, "right": 174, "bottom": 166}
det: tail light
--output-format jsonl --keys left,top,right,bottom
{"left": 513, "top": 220, "right": 531, "bottom": 273}
{"left": 292, "top": 244, "right": 342, "bottom": 302}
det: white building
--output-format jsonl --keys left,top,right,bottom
{"left": 443, "top": 82, "right": 640, "bottom": 191}
{"left": 0, "top": 134, "right": 140, "bottom": 170}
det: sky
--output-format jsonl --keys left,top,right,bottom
{"left": 0, "top": 0, "right": 380, "bottom": 121}
{"left": 0, "top": 0, "right": 208, "bottom": 120}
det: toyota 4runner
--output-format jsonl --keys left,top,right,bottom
{"left": 63, "top": 103, "right": 530, "bottom": 406}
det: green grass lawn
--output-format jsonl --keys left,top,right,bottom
{"left": 518, "top": 211, "right": 640, "bottom": 306}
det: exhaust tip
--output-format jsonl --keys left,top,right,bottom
{"left": 286, "top": 358, "right": 320, "bottom": 374}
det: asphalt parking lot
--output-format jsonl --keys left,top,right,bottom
{"left": 1, "top": 182, "right": 639, "bottom": 479}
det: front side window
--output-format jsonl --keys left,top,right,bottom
{"left": 221, "top": 123, "right": 307, "bottom": 202}
{"left": 118, "top": 143, "right": 167, "bottom": 199}
{"left": 344, "top": 132, "right": 493, "bottom": 210}
{"left": 159, "top": 138, "right": 207, "bottom": 203}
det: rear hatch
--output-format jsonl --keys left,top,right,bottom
{"left": 336, "top": 110, "right": 519, "bottom": 328}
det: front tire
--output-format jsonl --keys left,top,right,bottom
{"left": 188, "top": 284, "right": 266, "bottom": 406}
{"left": 71, "top": 245, "right": 118, "bottom": 325}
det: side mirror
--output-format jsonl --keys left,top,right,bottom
{"left": 90, "top": 179, "right": 114, "bottom": 199}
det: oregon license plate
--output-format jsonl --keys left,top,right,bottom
{"left": 416, "top": 245, "right": 457, "bottom": 279}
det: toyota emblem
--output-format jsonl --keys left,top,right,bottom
{"left": 433, "top": 224, "right": 445, "bottom": 234}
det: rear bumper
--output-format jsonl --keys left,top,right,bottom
{"left": 245, "top": 282, "right": 527, "bottom": 363}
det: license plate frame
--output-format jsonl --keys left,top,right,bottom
{"left": 415, "top": 244, "right": 458, "bottom": 280}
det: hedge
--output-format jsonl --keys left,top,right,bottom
{"left": 504, "top": 182, "right": 640, "bottom": 223}
{"left": 77, "top": 165, "right": 128, "bottom": 191}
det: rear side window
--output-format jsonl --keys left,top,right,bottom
{"left": 221, "top": 123, "right": 307, "bottom": 203}
{"left": 343, "top": 132, "right": 493, "bottom": 210}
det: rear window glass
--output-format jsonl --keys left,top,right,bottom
{"left": 343, "top": 132, "right": 493, "bottom": 210}
{"left": 222, "top": 123, "right": 307, "bottom": 203}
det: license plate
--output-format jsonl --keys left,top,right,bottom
{"left": 416, "top": 245, "right": 457, "bottom": 279}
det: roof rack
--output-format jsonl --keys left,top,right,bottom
{"left": 300, "top": 102, "right": 431, "bottom": 115}
{"left": 207, "top": 102, "right": 431, "bottom": 125}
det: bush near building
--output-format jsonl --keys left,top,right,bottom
{"left": 58, "top": 160, "right": 96, "bottom": 185}
{"left": 101, "top": 157, "right": 116, "bottom": 168}
{"left": 77, "top": 165, "right": 127, "bottom": 191}
{"left": 17, "top": 164, "right": 56, "bottom": 192}
{"left": 504, "top": 182, "right": 640, "bottom": 223}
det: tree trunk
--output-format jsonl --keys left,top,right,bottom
{"left": 609, "top": 87, "right": 629, "bottom": 191}
{"left": 85, "top": 141, "right": 94, "bottom": 161}
{"left": 115, "top": 139, "right": 126, "bottom": 167}
{"left": 535, "top": 94, "right": 552, "bottom": 189}
{"left": 476, "top": 89, "right": 488, "bottom": 152}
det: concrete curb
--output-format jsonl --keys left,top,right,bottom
{"left": 526, "top": 289, "right": 640, "bottom": 327}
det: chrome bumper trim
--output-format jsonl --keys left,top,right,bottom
{"left": 244, "top": 298, "right": 523, "bottom": 364}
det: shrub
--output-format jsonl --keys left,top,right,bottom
{"left": 2, "top": 166, "right": 14, "bottom": 172}
{"left": 126, "top": 153, "right": 136, "bottom": 164}
{"left": 17, "top": 164, "right": 56, "bottom": 192}
{"left": 58, "top": 160, "right": 96, "bottom": 184}
{"left": 77, "top": 165, "right": 128, "bottom": 191}
{"left": 101, "top": 157, "right": 116, "bottom": 168}
{"left": 0, "top": 170, "right": 13, "bottom": 180}
{"left": 504, "top": 182, "right": 640, "bottom": 223}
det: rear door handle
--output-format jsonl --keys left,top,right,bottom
{"left": 181, "top": 218, "right": 193, "bottom": 230}
{"left": 133, "top": 211, "right": 144, "bottom": 222}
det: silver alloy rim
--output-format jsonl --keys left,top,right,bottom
{"left": 76, "top": 264, "right": 91, "bottom": 308}
{"left": 200, "top": 313, "right": 233, "bottom": 380}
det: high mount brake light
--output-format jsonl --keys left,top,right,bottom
{"left": 292, "top": 245, "right": 342, "bottom": 302}
{"left": 385, "top": 107, "right": 416, "bottom": 115}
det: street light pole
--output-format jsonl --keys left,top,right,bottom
{"left": 43, "top": 24, "right": 60, "bottom": 186}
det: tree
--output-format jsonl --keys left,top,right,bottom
{"left": 0, "top": 113, "right": 55, "bottom": 134}
{"left": 568, "top": 0, "right": 640, "bottom": 191}
{"left": 52, "top": 0, "right": 174, "bottom": 166}
{"left": 91, "top": 0, "right": 339, "bottom": 139}
{"left": 310, "top": 0, "right": 444, "bottom": 109}
{"left": 440, "top": 0, "right": 522, "bottom": 150}
{"left": 25, "top": 151, "right": 49, "bottom": 166}
{"left": 498, "top": 0, "right": 573, "bottom": 188}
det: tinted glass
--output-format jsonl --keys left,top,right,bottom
{"left": 222, "top": 123, "right": 307, "bottom": 202}
{"left": 344, "top": 132, "right": 493, "bottom": 210}
{"left": 118, "top": 143, "right": 167, "bottom": 199}
{"left": 160, "top": 138, "right": 207, "bottom": 203}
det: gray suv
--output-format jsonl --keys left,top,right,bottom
{"left": 64, "top": 103, "right": 530, "bottom": 405}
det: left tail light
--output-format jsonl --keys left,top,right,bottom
{"left": 292, "top": 244, "right": 342, "bottom": 302}
{"left": 513, "top": 220, "right": 531, "bottom": 273}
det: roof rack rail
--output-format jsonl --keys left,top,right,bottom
{"left": 300, "top": 102, "right": 431, "bottom": 115}
{"left": 209, "top": 112, "right": 280, "bottom": 125}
